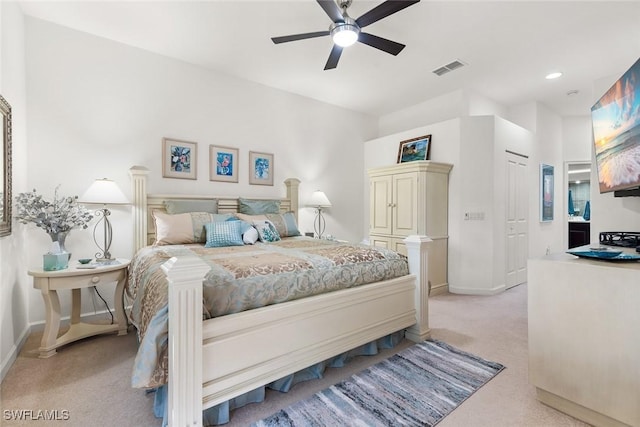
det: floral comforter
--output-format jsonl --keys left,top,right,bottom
{"left": 127, "top": 236, "right": 409, "bottom": 388}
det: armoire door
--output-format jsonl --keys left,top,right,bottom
{"left": 392, "top": 172, "right": 418, "bottom": 237}
{"left": 369, "top": 175, "right": 393, "bottom": 235}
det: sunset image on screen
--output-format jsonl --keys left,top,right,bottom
{"left": 591, "top": 58, "right": 640, "bottom": 193}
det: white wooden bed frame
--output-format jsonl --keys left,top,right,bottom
{"left": 129, "top": 166, "right": 432, "bottom": 427}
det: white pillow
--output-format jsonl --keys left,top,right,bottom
{"left": 243, "top": 227, "right": 259, "bottom": 245}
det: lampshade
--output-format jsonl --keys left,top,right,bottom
{"left": 309, "top": 190, "right": 332, "bottom": 208}
{"left": 80, "top": 178, "right": 129, "bottom": 205}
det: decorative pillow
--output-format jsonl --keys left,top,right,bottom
{"left": 252, "top": 220, "right": 281, "bottom": 242}
{"left": 204, "top": 221, "right": 245, "bottom": 247}
{"left": 242, "top": 226, "right": 259, "bottom": 245}
{"left": 164, "top": 199, "right": 218, "bottom": 214}
{"left": 153, "top": 211, "right": 217, "bottom": 245}
{"left": 238, "top": 198, "right": 281, "bottom": 215}
{"left": 236, "top": 212, "right": 301, "bottom": 237}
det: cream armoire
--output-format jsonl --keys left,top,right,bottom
{"left": 368, "top": 161, "right": 453, "bottom": 295}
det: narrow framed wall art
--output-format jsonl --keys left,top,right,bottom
{"left": 540, "top": 163, "right": 554, "bottom": 222}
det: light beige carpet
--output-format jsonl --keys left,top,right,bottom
{"left": 1, "top": 284, "right": 588, "bottom": 426}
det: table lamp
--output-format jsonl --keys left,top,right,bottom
{"left": 80, "top": 178, "right": 129, "bottom": 262}
{"left": 309, "top": 190, "right": 332, "bottom": 239}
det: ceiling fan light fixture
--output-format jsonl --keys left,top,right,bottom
{"left": 331, "top": 21, "right": 359, "bottom": 47}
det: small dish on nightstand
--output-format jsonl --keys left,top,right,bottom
{"left": 78, "top": 258, "right": 92, "bottom": 264}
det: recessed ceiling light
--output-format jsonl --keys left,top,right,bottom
{"left": 545, "top": 72, "right": 563, "bottom": 80}
{"left": 567, "top": 89, "right": 579, "bottom": 96}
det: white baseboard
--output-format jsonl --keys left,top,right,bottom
{"left": 448, "top": 284, "right": 505, "bottom": 295}
{"left": 0, "top": 324, "right": 31, "bottom": 383}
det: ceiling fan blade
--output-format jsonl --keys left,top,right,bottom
{"left": 317, "top": 0, "right": 345, "bottom": 23}
{"left": 356, "top": 0, "right": 420, "bottom": 28}
{"left": 324, "top": 45, "right": 343, "bottom": 70}
{"left": 358, "top": 32, "right": 405, "bottom": 55}
{"left": 271, "top": 31, "right": 330, "bottom": 44}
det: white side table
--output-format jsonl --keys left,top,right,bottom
{"left": 28, "top": 258, "right": 130, "bottom": 358}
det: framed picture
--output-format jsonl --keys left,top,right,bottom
{"left": 162, "top": 138, "right": 197, "bottom": 180}
{"left": 540, "top": 164, "right": 554, "bottom": 222}
{"left": 397, "top": 134, "right": 431, "bottom": 163}
{"left": 209, "top": 145, "right": 239, "bottom": 183}
{"left": 249, "top": 151, "right": 274, "bottom": 186}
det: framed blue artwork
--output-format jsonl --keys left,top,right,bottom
{"left": 209, "top": 145, "right": 239, "bottom": 183}
{"left": 249, "top": 151, "right": 274, "bottom": 186}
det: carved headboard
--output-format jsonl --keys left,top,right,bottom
{"left": 129, "top": 166, "right": 300, "bottom": 251}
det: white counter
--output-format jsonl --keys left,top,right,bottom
{"left": 528, "top": 248, "right": 640, "bottom": 427}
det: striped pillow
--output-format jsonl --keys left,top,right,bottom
{"left": 235, "top": 212, "right": 300, "bottom": 237}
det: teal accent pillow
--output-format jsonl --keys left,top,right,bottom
{"left": 164, "top": 199, "right": 218, "bottom": 214}
{"left": 252, "top": 220, "right": 281, "bottom": 242}
{"left": 204, "top": 221, "right": 244, "bottom": 247}
{"left": 238, "top": 198, "right": 281, "bottom": 215}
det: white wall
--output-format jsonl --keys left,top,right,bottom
{"left": 20, "top": 17, "right": 376, "bottom": 330}
{"left": 530, "top": 103, "right": 564, "bottom": 256}
{"left": 377, "top": 89, "right": 508, "bottom": 137}
{"left": 378, "top": 90, "right": 466, "bottom": 137}
{"left": 364, "top": 113, "right": 536, "bottom": 295}
{"left": 0, "top": 1, "right": 29, "bottom": 381}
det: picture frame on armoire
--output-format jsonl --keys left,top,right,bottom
{"left": 397, "top": 135, "right": 431, "bottom": 163}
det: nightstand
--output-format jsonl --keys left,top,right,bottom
{"left": 28, "top": 259, "right": 130, "bottom": 358}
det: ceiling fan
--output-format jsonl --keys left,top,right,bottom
{"left": 271, "top": 0, "right": 420, "bottom": 70}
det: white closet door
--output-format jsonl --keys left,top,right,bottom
{"left": 505, "top": 151, "right": 529, "bottom": 288}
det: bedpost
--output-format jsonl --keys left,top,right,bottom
{"left": 129, "top": 166, "right": 149, "bottom": 252}
{"left": 162, "top": 256, "right": 209, "bottom": 427}
{"left": 284, "top": 178, "right": 300, "bottom": 220}
{"left": 403, "top": 235, "right": 432, "bottom": 342}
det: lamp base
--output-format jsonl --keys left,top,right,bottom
{"left": 94, "top": 257, "right": 118, "bottom": 265}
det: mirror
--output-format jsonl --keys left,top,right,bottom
{"left": 568, "top": 162, "right": 591, "bottom": 218}
{"left": 0, "top": 95, "right": 12, "bottom": 237}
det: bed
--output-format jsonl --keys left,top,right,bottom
{"left": 128, "top": 165, "right": 432, "bottom": 427}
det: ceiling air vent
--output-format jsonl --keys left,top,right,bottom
{"left": 432, "top": 59, "right": 466, "bottom": 76}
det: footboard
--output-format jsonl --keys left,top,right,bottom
{"left": 164, "top": 236, "right": 431, "bottom": 427}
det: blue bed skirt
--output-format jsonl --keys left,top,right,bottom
{"left": 152, "top": 330, "right": 405, "bottom": 426}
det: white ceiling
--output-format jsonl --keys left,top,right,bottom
{"left": 18, "top": 0, "right": 640, "bottom": 118}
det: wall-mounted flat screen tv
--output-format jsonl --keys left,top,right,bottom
{"left": 591, "top": 57, "right": 640, "bottom": 193}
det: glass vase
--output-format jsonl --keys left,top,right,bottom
{"left": 48, "top": 230, "right": 71, "bottom": 260}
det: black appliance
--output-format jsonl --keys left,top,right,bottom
{"left": 599, "top": 232, "right": 640, "bottom": 252}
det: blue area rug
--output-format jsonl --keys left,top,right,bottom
{"left": 252, "top": 339, "right": 505, "bottom": 427}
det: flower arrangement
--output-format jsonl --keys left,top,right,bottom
{"left": 15, "top": 186, "right": 93, "bottom": 234}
